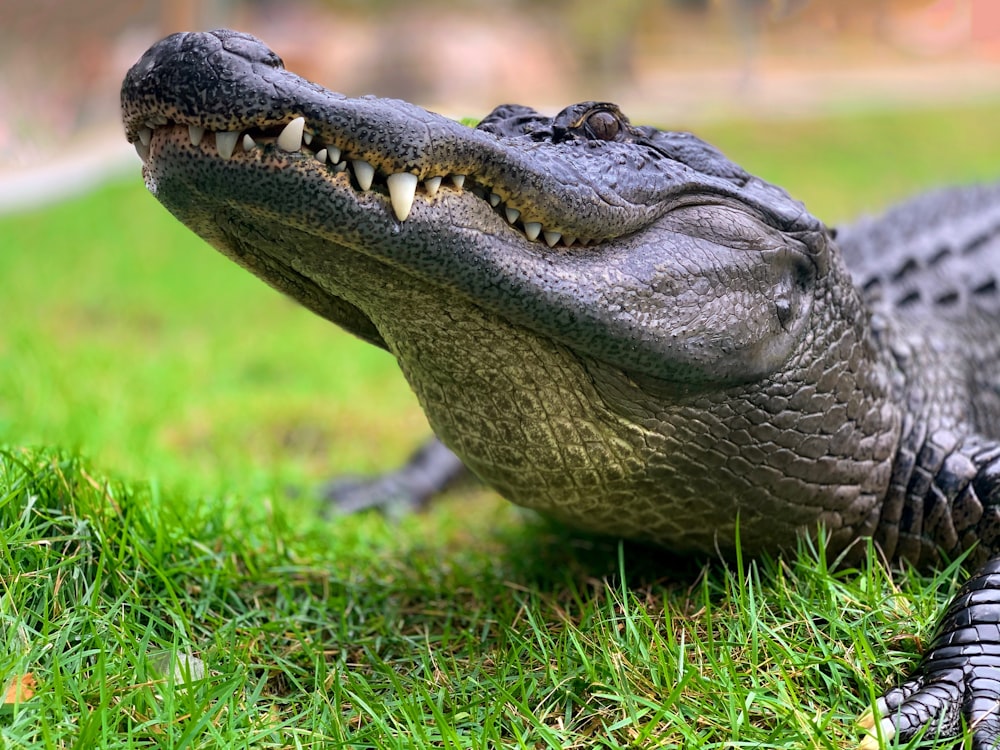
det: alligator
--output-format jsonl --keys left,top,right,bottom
{"left": 121, "top": 29, "right": 1000, "bottom": 748}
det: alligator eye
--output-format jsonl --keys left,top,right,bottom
{"left": 586, "top": 110, "right": 620, "bottom": 140}
{"left": 550, "top": 102, "right": 629, "bottom": 143}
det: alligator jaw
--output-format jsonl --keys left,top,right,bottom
{"left": 132, "top": 119, "right": 594, "bottom": 248}
{"left": 122, "top": 30, "right": 818, "bottom": 251}
{"left": 122, "top": 30, "right": 830, "bottom": 386}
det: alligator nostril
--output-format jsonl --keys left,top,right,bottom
{"left": 214, "top": 29, "right": 285, "bottom": 69}
{"left": 775, "top": 297, "right": 792, "bottom": 328}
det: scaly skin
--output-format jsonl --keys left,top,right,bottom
{"left": 122, "top": 30, "right": 1000, "bottom": 747}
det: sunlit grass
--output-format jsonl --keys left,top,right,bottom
{"left": 2, "top": 101, "right": 999, "bottom": 747}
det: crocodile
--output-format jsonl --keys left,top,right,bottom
{"left": 121, "top": 29, "right": 1000, "bottom": 748}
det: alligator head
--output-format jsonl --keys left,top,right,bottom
{"left": 121, "top": 30, "right": 900, "bottom": 557}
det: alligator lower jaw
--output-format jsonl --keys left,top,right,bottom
{"left": 133, "top": 120, "right": 600, "bottom": 250}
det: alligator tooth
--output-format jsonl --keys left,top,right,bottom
{"left": 327, "top": 146, "right": 341, "bottom": 164}
{"left": 489, "top": 192, "right": 501, "bottom": 207}
{"left": 215, "top": 131, "right": 240, "bottom": 160}
{"left": 315, "top": 148, "right": 328, "bottom": 163}
{"left": 303, "top": 131, "right": 313, "bottom": 145}
{"left": 138, "top": 127, "right": 152, "bottom": 146}
{"left": 859, "top": 719, "right": 895, "bottom": 750}
{"left": 352, "top": 160, "right": 375, "bottom": 190}
{"left": 505, "top": 207, "right": 520, "bottom": 224}
{"left": 543, "top": 231, "right": 562, "bottom": 247}
{"left": 387, "top": 172, "right": 419, "bottom": 221}
{"left": 242, "top": 134, "right": 256, "bottom": 152}
{"left": 332, "top": 161, "right": 347, "bottom": 173}
{"left": 134, "top": 141, "right": 149, "bottom": 161}
{"left": 563, "top": 236, "right": 577, "bottom": 247}
{"left": 856, "top": 709, "right": 876, "bottom": 731}
{"left": 277, "top": 116, "right": 306, "bottom": 152}
{"left": 523, "top": 222, "right": 542, "bottom": 241}
{"left": 424, "top": 176, "right": 442, "bottom": 197}
{"left": 188, "top": 125, "right": 205, "bottom": 146}
{"left": 451, "top": 174, "right": 466, "bottom": 188}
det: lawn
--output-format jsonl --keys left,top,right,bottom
{"left": 2, "top": 101, "right": 1000, "bottom": 748}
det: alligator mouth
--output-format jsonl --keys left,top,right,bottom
{"left": 125, "top": 30, "right": 829, "bottom": 388}
{"left": 132, "top": 116, "right": 601, "bottom": 250}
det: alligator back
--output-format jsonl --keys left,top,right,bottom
{"left": 836, "top": 182, "right": 1000, "bottom": 442}
{"left": 837, "top": 183, "right": 1000, "bottom": 314}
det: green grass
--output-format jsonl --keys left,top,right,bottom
{"left": 3, "top": 101, "right": 1000, "bottom": 748}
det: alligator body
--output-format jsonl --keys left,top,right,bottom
{"left": 122, "top": 30, "right": 1000, "bottom": 748}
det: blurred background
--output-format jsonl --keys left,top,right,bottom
{"left": 2, "top": 0, "right": 999, "bottom": 211}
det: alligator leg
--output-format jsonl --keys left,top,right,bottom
{"left": 321, "top": 437, "right": 469, "bottom": 514}
{"left": 860, "top": 446, "right": 1000, "bottom": 749}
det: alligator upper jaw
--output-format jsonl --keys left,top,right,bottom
{"left": 121, "top": 29, "right": 691, "bottom": 247}
{"left": 122, "top": 29, "right": 818, "bottom": 250}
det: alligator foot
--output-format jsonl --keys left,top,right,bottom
{"left": 859, "top": 558, "right": 1000, "bottom": 749}
{"left": 321, "top": 437, "right": 468, "bottom": 515}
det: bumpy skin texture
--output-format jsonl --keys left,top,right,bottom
{"left": 121, "top": 30, "right": 1000, "bottom": 747}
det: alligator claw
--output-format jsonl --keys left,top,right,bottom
{"left": 861, "top": 666, "right": 1000, "bottom": 748}
{"left": 857, "top": 703, "right": 897, "bottom": 749}
{"left": 322, "top": 473, "right": 427, "bottom": 516}
{"left": 321, "top": 437, "right": 468, "bottom": 516}
{"left": 859, "top": 559, "right": 1000, "bottom": 749}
